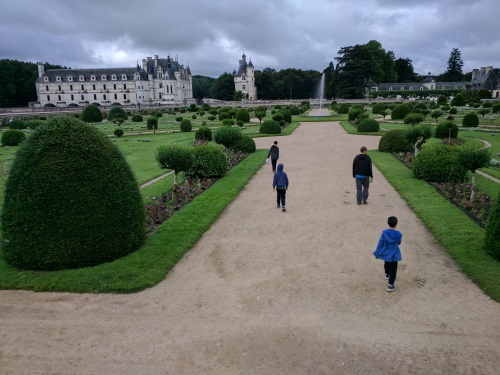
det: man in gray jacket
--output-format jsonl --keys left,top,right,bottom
{"left": 267, "top": 141, "right": 279, "bottom": 173}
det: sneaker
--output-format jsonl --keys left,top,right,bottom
{"left": 282, "top": 206, "right": 286, "bottom": 212}
{"left": 363, "top": 200, "right": 368, "bottom": 204}
{"left": 387, "top": 285, "right": 395, "bottom": 292}
{"left": 357, "top": 202, "right": 361, "bottom": 205}
{"left": 385, "top": 273, "right": 389, "bottom": 280}
{"left": 277, "top": 204, "right": 280, "bottom": 209}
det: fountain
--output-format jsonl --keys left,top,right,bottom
{"left": 308, "top": 73, "right": 330, "bottom": 116}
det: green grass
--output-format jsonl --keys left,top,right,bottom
{"left": 0, "top": 150, "right": 267, "bottom": 293}
{"left": 370, "top": 151, "right": 500, "bottom": 302}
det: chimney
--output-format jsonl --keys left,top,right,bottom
{"left": 486, "top": 66, "right": 493, "bottom": 74}
{"left": 37, "top": 62, "right": 45, "bottom": 78}
{"left": 142, "top": 59, "right": 148, "bottom": 74}
{"left": 480, "top": 67, "right": 486, "bottom": 76}
{"left": 472, "top": 69, "right": 479, "bottom": 80}
{"left": 154, "top": 55, "right": 159, "bottom": 67}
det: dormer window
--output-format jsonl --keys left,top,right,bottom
{"left": 101, "top": 75, "right": 107, "bottom": 80}
{"left": 68, "top": 76, "right": 73, "bottom": 81}
{"left": 44, "top": 77, "right": 49, "bottom": 82}
{"left": 56, "top": 76, "right": 61, "bottom": 81}
{"left": 91, "top": 75, "right": 96, "bottom": 81}
{"left": 79, "top": 75, "right": 85, "bottom": 81}
{"left": 158, "top": 73, "right": 163, "bottom": 79}
{"left": 242, "top": 74, "right": 246, "bottom": 80}
{"left": 111, "top": 74, "right": 117, "bottom": 80}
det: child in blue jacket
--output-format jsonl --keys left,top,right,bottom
{"left": 273, "top": 163, "right": 289, "bottom": 212}
{"left": 373, "top": 216, "right": 403, "bottom": 292}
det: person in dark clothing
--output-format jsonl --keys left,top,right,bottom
{"left": 352, "top": 146, "right": 373, "bottom": 205}
{"left": 273, "top": 163, "right": 289, "bottom": 212}
{"left": 267, "top": 141, "right": 279, "bottom": 173}
{"left": 373, "top": 216, "right": 403, "bottom": 292}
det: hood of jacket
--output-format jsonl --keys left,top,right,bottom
{"left": 355, "top": 154, "right": 369, "bottom": 161}
{"left": 382, "top": 229, "right": 402, "bottom": 244}
{"left": 277, "top": 163, "right": 284, "bottom": 172}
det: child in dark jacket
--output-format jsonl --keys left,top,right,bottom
{"left": 373, "top": 216, "right": 403, "bottom": 292}
{"left": 273, "top": 163, "right": 289, "bottom": 212}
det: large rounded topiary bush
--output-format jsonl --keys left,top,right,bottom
{"left": 180, "top": 119, "right": 192, "bottom": 132}
{"left": 260, "top": 120, "right": 281, "bottom": 134}
{"left": 107, "top": 106, "right": 128, "bottom": 123}
{"left": 378, "top": 129, "right": 412, "bottom": 153}
{"left": 2, "top": 129, "right": 26, "bottom": 146}
{"left": 235, "top": 108, "right": 250, "bottom": 123}
{"left": 9, "top": 119, "right": 27, "bottom": 130}
{"left": 435, "top": 121, "right": 458, "bottom": 139}
{"left": 81, "top": 104, "right": 103, "bottom": 123}
{"left": 337, "top": 103, "right": 350, "bottom": 114}
{"left": 187, "top": 145, "right": 227, "bottom": 178}
{"left": 372, "top": 103, "right": 386, "bottom": 114}
{"left": 484, "top": 192, "right": 500, "bottom": 260}
{"left": 462, "top": 112, "right": 479, "bottom": 128}
{"left": 412, "top": 144, "right": 467, "bottom": 182}
{"left": 132, "top": 113, "right": 143, "bottom": 122}
{"left": 195, "top": 126, "right": 212, "bottom": 142}
{"left": 391, "top": 104, "right": 411, "bottom": 120}
{"left": 232, "top": 134, "right": 256, "bottom": 153}
{"left": 357, "top": 118, "right": 380, "bottom": 132}
{"left": 1, "top": 116, "right": 145, "bottom": 270}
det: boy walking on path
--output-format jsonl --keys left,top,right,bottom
{"left": 352, "top": 146, "right": 373, "bottom": 205}
{"left": 267, "top": 141, "right": 280, "bottom": 173}
{"left": 373, "top": 216, "right": 403, "bottom": 292}
{"left": 273, "top": 163, "right": 289, "bottom": 212}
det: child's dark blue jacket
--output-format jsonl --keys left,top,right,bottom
{"left": 373, "top": 229, "right": 402, "bottom": 262}
{"left": 273, "top": 163, "right": 289, "bottom": 189}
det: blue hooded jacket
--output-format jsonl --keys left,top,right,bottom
{"left": 273, "top": 163, "right": 289, "bottom": 189}
{"left": 373, "top": 229, "right": 402, "bottom": 262}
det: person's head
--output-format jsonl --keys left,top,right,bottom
{"left": 360, "top": 146, "right": 367, "bottom": 153}
{"left": 277, "top": 163, "right": 284, "bottom": 172}
{"left": 388, "top": 216, "right": 398, "bottom": 228}
{"left": 274, "top": 141, "right": 278, "bottom": 145}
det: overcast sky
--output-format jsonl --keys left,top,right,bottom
{"left": 1, "top": 0, "right": 499, "bottom": 78}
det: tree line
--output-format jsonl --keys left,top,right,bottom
{"left": 1, "top": 41, "right": 497, "bottom": 107}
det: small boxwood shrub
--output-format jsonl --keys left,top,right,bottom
{"left": 192, "top": 114, "right": 197, "bottom": 120}
{"left": 222, "top": 119, "right": 235, "bottom": 126}
{"left": 412, "top": 144, "right": 467, "bottom": 182}
{"left": 153, "top": 110, "right": 163, "bottom": 118}
{"left": 449, "top": 107, "right": 458, "bottom": 114}
{"left": 337, "top": 103, "right": 350, "bottom": 114}
{"left": 207, "top": 115, "right": 216, "bottom": 121}
{"left": 187, "top": 145, "right": 227, "bottom": 178}
{"left": 279, "top": 108, "right": 292, "bottom": 123}
{"left": 492, "top": 103, "right": 500, "bottom": 113}
{"left": 108, "top": 107, "right": 128, "bottom": 122}
{"left": 484, "top": 193, "right": 500, "bottom": 260}
{"left": 1, "top": 116, "right": 145, "bottom": 270}
{"left": 147, "top": 116, "right": 158, "bottom": 130}
{"left": 289, "top": 105, "right": 300, "bottom": 115}
{"left": 391, "top": 104, "right": 411, "bottom": 120}
{"left": 435, "top": 121, "right": 458, "bottom": 139}
{"left": 195, "top": 126, "right": 212, "bottom": 142}
{"left": 451, "top": 93, "right": 466, "bottom": 106}
{"left": 9, "top": 120, "right": 27, "bottom": 130}
{"left": 232, "top": 134, "right": 256, "bottom": 153}
{"left": 462, "top": 112, "right": 479, "bottom": 127}
{"left": 235, "top": 108, "right": 250, "bottom": 123}
{"left": 180, "top": 119, "right": 192, "bottom": 132}
{"left": 81, "top": 104, "right": 103, "bottom": 123}
{"left": 348, "top": 108, "right": 364, "bottom": 122}
{"left": 272, "top": 113, "right": 284, "bottom": 122}
{"left": 260, "top": 120, "right": 281, "bottom": 134}
{"left": 175, "top": 116, "right": 183, "bottom": 122}
{"left": 372, "top": 103, "right": 386, "bottom": 114}
{"left": 357, "top": 118, "right": 380, "bottom": 132}
{"left": 378, "top": 129, "right": 412, "bottom": 153}
{"left": 482, "top": 101, "right": 492, "bottom": 108}
{"left": 237, "top": 120, "right": 244, "bottom": 127}
{"left": 132, "top": 113, "right": 143, "bottom": 122}
{"left": 114, "top": 128, "right": 124, "bottom": 137}
{"left": 25, "top": 120, "right": 45, "bottom": 129}
{"left": 2, "top": 129, "right": 26, "bottom": 146}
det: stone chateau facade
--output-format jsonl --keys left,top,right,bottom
{"left": 34, "top": 54, "right": 193, "bottom": 108}
{"left": 234, "top": 53, "right": 257, "bottom": 100}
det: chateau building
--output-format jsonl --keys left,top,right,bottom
{"left": 34, "top": 55, "right": 193, "bottom": 108}
{"left": 367, "top": 66, "right": 500, "bottom": 98}
{"left": 234, "top": 53, "right": 257, "bottom": 100}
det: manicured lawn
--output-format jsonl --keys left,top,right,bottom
{"left": 370, "top": 151, "right": 500, "bottom": 302}
{"left": 0, "top": 150, "right": 267, "bottom": 293}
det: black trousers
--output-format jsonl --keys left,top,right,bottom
{"left": 276, "top": 189, "right": 286, "bottom": 207}
{"left": 271, "top": 158, "right": 278, "bottom": 172}
{"left": 384, "top": 261, "right": 398, "bottom": 285}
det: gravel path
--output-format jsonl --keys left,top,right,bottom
{"left": 0, "top": 111, "right": 499, "bottom": 374}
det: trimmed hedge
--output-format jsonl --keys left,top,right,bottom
{"left": 435, "top": 121, "right": 458, "bottom": 139}
{"left": 462, "top": 112, "right": 479, "bottom": 128}
{"left": 260, "top": 120, "right": 281, "bottom": 134}
{"left": 9, "top": 120, "right": 27, "bottom": 130}
{"left": 187, "top": 145, "right": 227, "bottom": 178}
{"left": 180, "top": 119, "right": 192, "bottom": 132}
{"left": 147, "top": 116, "right": 158, "bottom": 130}
{"left": 337, "top": 103, "right": 350, "bottom": 114}
{"left": 235, "top": 108, "right": 250, "bottom": 123}
{"left": 484, "top": 193, "right": 500, "bottom": 260}
{"left": 372, "top": 103, "right": 385, "bottom": 114}
{"left": 132, "top": 113, "right": 143, "bottom": 122}
{"left": 1, "top": 116, "right": 145, "bottom": 270}
{"left": 357, "top": 118, "right": 380, "bottom": 132}
{"left": 2, "top": 129, "right": 26, "bottom": 146}
{"left": 378, "top": 129, "right": 412, "bottom": 153}
{"left": 195, "top": 126, "right": 212, "bottom": 142}
{"left": 232, "top": 134, "right": 256, "bottom": 153}
{"left": 108, "top": 107, "right": 128, "bottom": 122}
{"left": 81, "top": 104, "right": 103, "bottom": 123}
{"left": 412, "top": 144, "right": 467, "bottom": 182}
{"left": 114, "top": 128, "right": 124, "bottom": 137}
{"left": 391, "top": 104, "right": 411, "bottom": 120}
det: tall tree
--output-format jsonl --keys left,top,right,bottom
{"left": 394, "top": 58, "right": 418, "bottom": 82}
{"left": 255, "top": 68, "right": 278, "bottom": 99}
{"left": 192, "top": 75, "right": 215, "bottom": 99}
{"left": 335, "top": 44, "right": 369, "bottom": 99}
{"left": 210, "top": 73, "right": 235, "bottom": 101}
{"left": 441, "top": 48, "right": 464, "bottom": 82}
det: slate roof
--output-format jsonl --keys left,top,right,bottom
{"left": 235, "top": 53, "right": 248, "bottom": 77}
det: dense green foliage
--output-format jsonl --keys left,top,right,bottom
{"left": 462, "top": 112, "right": 479, "bottom": 127}
{"left": 435, "top": 121, "right": 458, "bottom": 139}
{"left": 187, "top": 145, "right": 227, "bottom": 178}
{"left": 1, "top": 116, "right": 145, "bottom": 270}
{"left": 484, "top": 193, "right": 500, "bottom": 260}
{"left": 155, "top": 144, "right": 193, "bottom": 184}
{"left": 357, "top": 118, "right": 380, "bottom": 132}
{"left": 259, "top": 120, "right": 281, "bottom": 134}
{"left": 450, "top": 93, "right": 466, "bottom": 106}
{"left": 81, "top": 104, "right": 103, "bottom": 123}
{"left": 180, "top": 119, "right": 192, "bottom": 132}
{"left": 337, "top": 103, "right": 350, "bottom": 114}
{"left": 113, "top": 128, "right": 124, "bottom": 137}
{"left": 458, "top": 147, "right": 491, "bottom": 174}
{"left": 194, "top": 126, "right": 212, "bottom": 142}
{"left": 372, "top": 103, "right": 386, "bottom": 114}
{"left": 232, "top": 134, "right": 256, "bottom": 153}
{"left": 1, "top": 129, "right": 26, "bottom": 146}
{"left": 214, "top": 126, "right": 242, "bottom": 159}
{"left": 107, "top": 107, "right": 128, "bottom": 123}
{"left": 378, "top": 129, "right": 412, "bottom": 153}
{"left": 132, "top": 113, "right": 143, "bottom": 122}
{"left": 279, "top": 108, "right": 292, "bottom": 123}
{"left": 235, "top": 108, "right": 250, "bottom": 123}
{"left": 413, "top": 144, "right": 467, "bottom": 182}
{"left": 8, "top": 119, "right": 27, "bottom": 129}
{"left": 147, "top": 116, "right": 158, "bottom": 130}
{"left": 404, "top": 113, "right": 425, "bottom": 125}
{"left": 391, "top": 103, "right": 411, "bottom": 120}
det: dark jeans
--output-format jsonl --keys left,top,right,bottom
{"left": 271, "top": 158, "right": 278, "bottom": 172}
{"left": 356, "top": 177, "right": 370, "bottom": 203}
{"left": 384, "top": 261, "right": 398, "bottom": 285}
{"left": 276, "top": 188, "right": 286, "bottom": 207}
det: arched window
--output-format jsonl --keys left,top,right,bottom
{"left": 103, "top": 94, "right": 107, "bottom": 100}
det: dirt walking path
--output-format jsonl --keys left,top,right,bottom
{"left": 1, "top": 114, "right": 499, "bottom": 374}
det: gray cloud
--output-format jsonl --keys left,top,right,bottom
{"left": 1, "top": 0, "right": 499, "bottom": 78}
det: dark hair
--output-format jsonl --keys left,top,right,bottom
{"left": 360, "top": 146, "right": 367, "bottom": 152}
{"left": 388, "top": 216, "right": 398, "bottom": 228}
{"left": 274, "top": 141, "right": 278, "bottom": 145}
